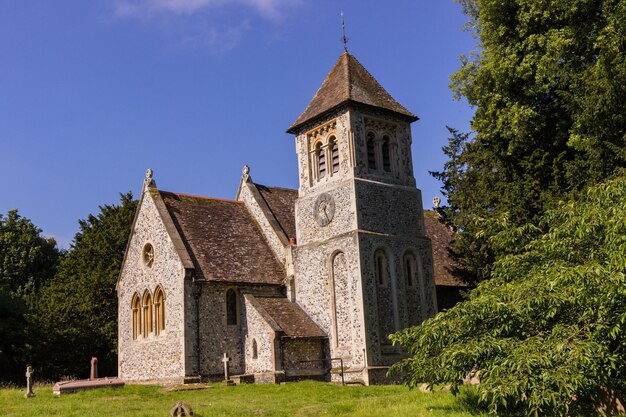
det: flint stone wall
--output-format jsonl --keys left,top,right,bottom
{"left": 117, "top": 189, "right": 189, "bottom": 382}
{"left": 197, "top": 283, "right": 282, "bottom": 378}
{"left": 242, "top": 295, "right": 277, "bottom": 375}
{"left": 294, "top": 233, "right": 366, "bottom": 370}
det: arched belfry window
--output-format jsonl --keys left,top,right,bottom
{"left": 367, "top": 132, "right": 377, "bottom": 171}
{"left": 142, "top": 290, "right": 153, "bottom": 337}
{"left": 154, "top": 286, "right": 165, "bottom": 336}
{"left": 329, "top": 137, "right": 339, "bottom": 174}
{"left": 404, "top": 253, "right": 416, "bottom": 287}
{"left": 131, "top": 293, "right": 141, "bottom": 340}
{"left": 375, "top": 250, "right": 388, "bottom": 287}
{"left": 226, "top": 288, "right": 239, "bottom": 326}
{"left": 382, "top": 136, "right": 392, "bottom": 172}
{"left": 316, "top": 142, "right": 326, "bottom": 179}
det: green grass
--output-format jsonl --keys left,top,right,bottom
{"left": 1, "top": 381, "right": 485, "bottom": 417}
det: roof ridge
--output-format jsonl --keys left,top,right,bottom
{"left": 160, "top": 190, "right": 243, "bottom": 204}
{"left": 253, "top": 183, "right": 298, "bottom": 193}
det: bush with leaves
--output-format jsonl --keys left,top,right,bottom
{"left": 391, "top": 172, "right": 626, "bottom": 416}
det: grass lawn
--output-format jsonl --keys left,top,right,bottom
{"left": 1, "top": 380, "right": 484, "bottom": 417}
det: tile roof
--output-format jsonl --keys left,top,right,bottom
{"left": 254, "top": 296, "right": 327, "bottom": 338}
{"left": 255, "top": 184, "right": 298, "bottom": 240}
{"left": 159, "top": 191, "right": 284, "bottom": 285}
{"left": 287, "top": 52, "right": 417, "bottom": 133}
{"left": 423, "top": 210, "right": 466, "bottom": 287}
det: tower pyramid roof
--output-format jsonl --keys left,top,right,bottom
{"left": 287, "top": 52, "right": 417, "bottom": 133}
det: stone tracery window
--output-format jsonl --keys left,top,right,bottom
{"left": 142, "top": 290, "right": 153, "bottom": 337}
{"left": 142, "top": 243, "right": 154, "bottom": 267}
{"left": 131, "top": 293, "right": 141, "bottom": 340}
{"left": 154, "top": 286, "right": 165, "bottom": 336}
{"left": 226, "top": 288, "right": 239, "bottom": 326}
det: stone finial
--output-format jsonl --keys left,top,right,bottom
{"left": 144, "top": 168, "right": 156, "bottom": 188}
{"left": 242, "top": 165, "right": 250, "bottom": 182}
{"left": 433, "top": 196, "right": 441, "bottom": 209}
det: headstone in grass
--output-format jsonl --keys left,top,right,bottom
{"left": 90, "top": 357, "right": 98, "bottom": 380}
{"left": 170, "top": 401, "right": 193, "bottom": 417}
{"left": 24, "top": 366, "right": 35, "bottom": 398}
{"left": 222, "top": 353, "right": 232, "bottom": 383}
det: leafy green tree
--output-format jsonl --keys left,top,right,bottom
{"left": 391, "top": 172, "right": 626, "bottom": 416}
{"left": 0, "top": 210, "right": 60, "bottom": 298}
{"left": 0, "top": 210, "right": 60, "bottom": 382}
{"left": 29, "top": 193, "right": 137, "bottom": 380}
{"left": 437, "top": 0, "right": 626, "bottom": 282}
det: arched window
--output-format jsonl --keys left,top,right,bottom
{"left": 226, "top": 288, "right": 238, "bottom": 325}
{"left": 154, "top": 286, "right": 165, "bottom": 336}
{"left": 367, "top": 132, "right": 377, "bottom": 171}
{"left": 142, "top": 290, "right": 153, "bottom": 337}
{"left": 252, "top": 339, "right": 258, "bottom": 359}
{"left": 382, "top": 136, "right": 392, "bottom": 172}
{"left": 404, "top": 253, "right": 416, "bottom": 287}
{"left": 316, "top": 142, "right": 326, "bottom": 179}
{"left": 375, "top": 250, "right": 388, "bottom": 287}
{"left": 131, "top": 293, "right": 141, "bottom": 340}
{"left": 329, "top": 137, "right": 339, "bottom": 174}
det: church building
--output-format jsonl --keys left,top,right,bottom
{"left": 116, "top": 52, "right": 438, "bottom": 385}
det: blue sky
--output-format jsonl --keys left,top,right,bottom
{"left": 0, "top": 0, "right": 476, "bottom": 249}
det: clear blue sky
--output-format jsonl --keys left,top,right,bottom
{"left": 0, "top": 1, "right": 476, "bottom": 249}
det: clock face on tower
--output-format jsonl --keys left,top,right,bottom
{"left": 314, "top": 193, "right": 335, "bottom": 227}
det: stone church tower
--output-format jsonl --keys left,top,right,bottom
{"left": 117, "top": 51, "right": 437, "bottom": 386}
{"left": 287, "top": 52, "right": 437, "bottom": 384}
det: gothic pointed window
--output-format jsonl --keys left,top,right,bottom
{"left": 131, "top": 293, "right": 141, "bottom": 340}
{"left": 226, "top": 288, "right": 238, "bottom": 326}
{"left": 375, "top": 250, "right": 388, "bottom": 287}
{"left": 367, "top": 132, "right": 377, "bottom": 171}
{"left": 154, "top": 286, "right": 165, "bottom": 336}
{"left": 142, "top": 290, "right": 153, "bottom": 337}
{"left": 252, "top": 339, "right": 258, "bottom": 359}
{"left": 315, "top": 142, "right": 326, "bottom": 179}
{"left": 382, "top": 136, "right": 392, "bottom": 172}
{"left": 330, "top": 137, "right": 339, "bottom": 174}
{"left": 404, "top": 254, "right": 416, "bottom": 287}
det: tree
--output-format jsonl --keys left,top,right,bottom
{"left": 29, "top": 193, "right": 137, "bottom": 380}
{"left": 436, "top": 0, "right": 626, "bottom": 282}
{"left": 0, "top": 210, "right": 60, "bottom": 298}
{"left": 0, "top": 210, "right": 61, "bottom": 382}
{"left": 391, "top": 172, "right": 626, "bottom": 416}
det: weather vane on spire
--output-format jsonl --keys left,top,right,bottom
{"left": 341, "top": 11, "right": 349, "bottom": 52}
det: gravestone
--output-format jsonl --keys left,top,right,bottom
{"left": 222, "top": 353, "right": 230, "bottom": 381}
{"left": 24, "top": 366, "right": 35, "bottom": 398}
{"left": 90, "top": 357, "right": 98, "bottom": 380}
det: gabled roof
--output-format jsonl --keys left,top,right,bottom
{"left": 255, "top": 184, "right": 298, "bottom": 240}
{"left": 160, "top": 191, "right": 284, "bottom": 285}
{"left": 287, "top": 52, "right": 417, "bottom": 133}
{"left": 423, "top": 210, "right": 466, "bottom": 287}
{"left": 254, "top": 296, "right": 327, "bottom": 338}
